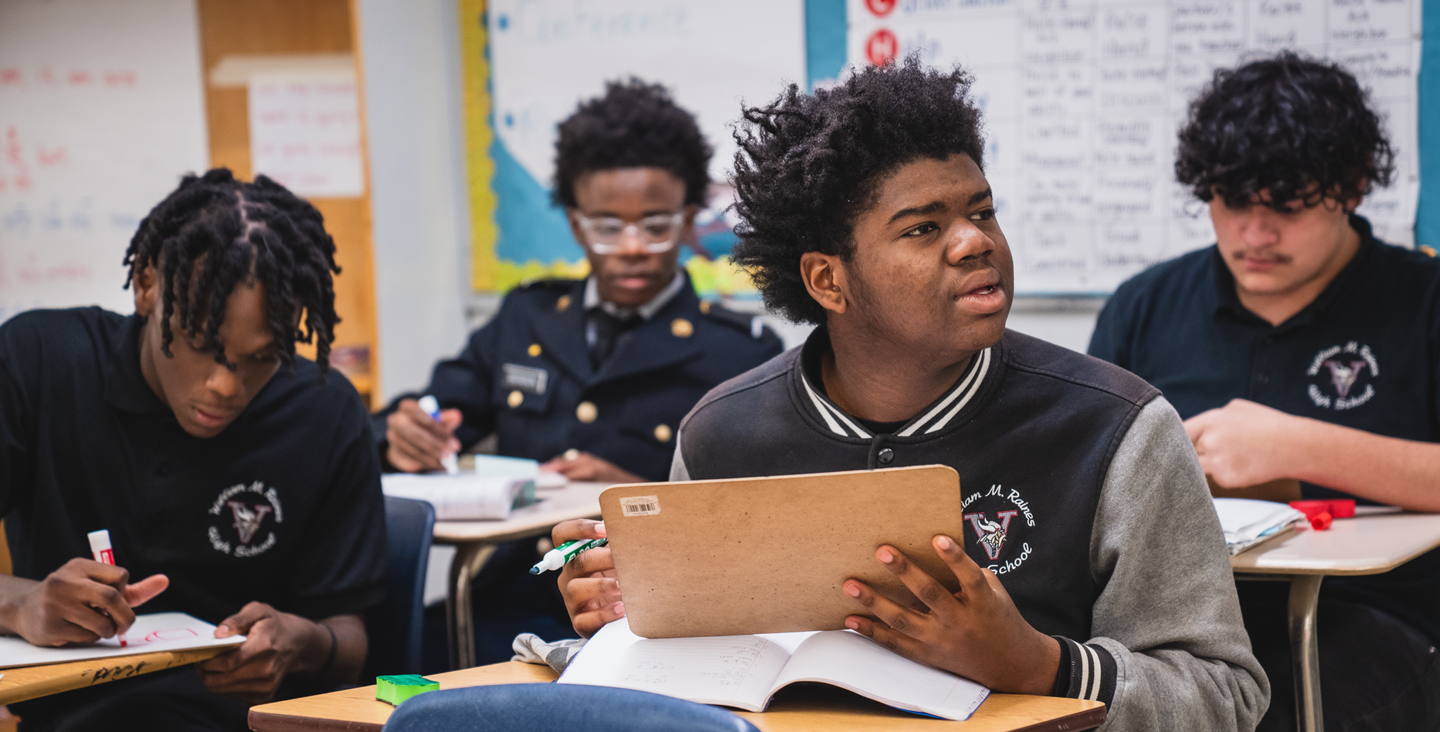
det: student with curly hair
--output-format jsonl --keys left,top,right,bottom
{"left": 375, "top": 79, "right": 782, "bottom": 662}
{"left": 1090, "top": 52, "right": 1440, "bottom": 731}
{"left": 0, "top": 169, "right": 386, "bottom": 730}
{"left": 553, "top": 57, "right": 1267, "bottom": 730}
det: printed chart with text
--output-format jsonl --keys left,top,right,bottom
{"left": 850, "top": 0, "right": 1421, "bottom": 294}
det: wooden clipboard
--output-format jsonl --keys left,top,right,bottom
{"left": 600, "top": 465, "right": 964, "bottom": 638}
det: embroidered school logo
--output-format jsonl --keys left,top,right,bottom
{"left": 1306, "top": 342, "right": 1378, "bottom": 410}
{"left": 228, "top": 502, "right": 272, "bottom": 544}
{"left": 963, "top": 511, "right": 1017, "bottom": 560}
{"left": 206, "top": 481, "right": 284, "bottom": 558}
{"left": 960, "top": 484, "right": 1037, "bottom": 575}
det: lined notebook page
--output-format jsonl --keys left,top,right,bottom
{"left": 559, "top": 618, "right": 792, "bottom": 708}
{"left": 774, "top": 630, "right": 989, "bottom": 719}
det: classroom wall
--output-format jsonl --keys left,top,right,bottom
{"left": 357, "top": 0, "right": 473, "bottom": 402}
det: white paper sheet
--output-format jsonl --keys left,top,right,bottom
{"left": 248, "top": 72, "right": 365, "bottom": 197}
{"left": 0, "top": 612, "right": 244, "bottom": 669}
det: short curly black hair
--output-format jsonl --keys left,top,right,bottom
{"left": 730, "top": 56, "right": 985, "bottom": 325}
{"left": 1176, "top": 51, "right": 1394, "bottom": 211}
{"left": 552, "top": 78, "right": 712, "bottom": 209}
{"left": 124, "top": 168, "right": 341, "bottom": 375}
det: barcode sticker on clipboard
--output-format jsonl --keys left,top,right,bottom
{"left": 620, "top": 496, "right": 661, "bottom": 517}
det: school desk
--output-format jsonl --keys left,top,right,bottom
{"left": 1230, "top": 507, "right": 1440, "bottom": 732}
{"left": 245, "top": 660, "right": 1107, "bottom": 732}
{"left": 0, "top": 646, "right": 230, "bottom": 705}
{"left": 434, "top": 480, "right": 609, "bottom": 670}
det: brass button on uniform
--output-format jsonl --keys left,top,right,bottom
{"left": 527, "top": 343, "right": 542, "bottom": 357}
{"left": 556, "top": 295, "right": 572, "bottom": 312}
{"left": 507, "top": 390, "right": 524, "bottom": 408}
{"left": 671, "top": 318, "right": 693, "bottom": 338}
{"left": 654, "top": 424, "right": 672, "bottom": 443}
{"left": 576, "top": 401, "right": 598, "bottom": 423}
{"left": 699, "top": 300, "right": 712, "bottom": 315}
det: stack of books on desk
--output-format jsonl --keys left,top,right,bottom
{"left": 1213, "top": 497, "right": 1306, "bottom": 556}
{"left": 382, "top": 455, "right": 539, "bottom": 520}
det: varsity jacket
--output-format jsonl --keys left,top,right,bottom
{"left": 672, "top": 328, "right": 1269, "bottom": 732}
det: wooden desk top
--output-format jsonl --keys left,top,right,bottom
{"left": 248, "top": 662, "right": 1105, "bottom": 732}
{"left": 1231, "top": 510, "right": 1440, "bottom": 576}
{"left": 0, "top": 646, "right": 229, "bottom": 705}
{"left": 432, "top": 481, "right": 608, "bottom": 544}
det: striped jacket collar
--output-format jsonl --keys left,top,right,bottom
{"left": 794, "top": 326, "right": 996, "bottom": 440}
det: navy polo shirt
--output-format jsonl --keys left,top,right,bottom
{"left": 0, "top": 307, "right": 387, "bottom": 625}
{"left": 1089, "top": 214, "right": 1440, "bottom": 640}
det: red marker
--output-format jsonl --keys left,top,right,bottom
{"left": 86, "top": 529, "right": 126, "bottom": 647}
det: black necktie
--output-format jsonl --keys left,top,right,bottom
{"left": 589, "top": 310, "right": 641, "bottom": 368}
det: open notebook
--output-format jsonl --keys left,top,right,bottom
{"left": 0, "top": 612, "right": 244, "bottom": 669}
{"left": 1213, "top": 497, "right": 1306, "bottom": 556}
{"left": 558, "top": 617, "right": 989, "bottom": 721}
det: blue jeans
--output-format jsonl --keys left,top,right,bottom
{"left": 382, "top": 683, "right": 760, "bottom": 732}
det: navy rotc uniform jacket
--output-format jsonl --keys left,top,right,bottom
{"left": 374, "top": 273, "right": 784, "bottom": 481}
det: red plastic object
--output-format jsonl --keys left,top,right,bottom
{"left": 1289, "top": 500, "right": 1336, "bottom": 531}
{"left": 1327, "top": 499, "right": 1356, "bottom": 519}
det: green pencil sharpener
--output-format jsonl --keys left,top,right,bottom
{"left": 376, "top": 674, "right": 439, "bottom": 706}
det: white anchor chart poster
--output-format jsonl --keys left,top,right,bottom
{"left": 849, "top": 0, "right": 1422, "bottom": 294}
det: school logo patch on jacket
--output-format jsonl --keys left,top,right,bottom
{"left": 961, "top": 484, "right": 1037, "bottom": 575}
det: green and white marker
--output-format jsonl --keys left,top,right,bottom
{"left": 529, "top": 538, "right": 608, "bottom": 574}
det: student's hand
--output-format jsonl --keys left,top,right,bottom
{"left": 385, "top": 398, "right": 462, "bottom": 473}
{"left": 842, "top": 536, "right": 1061, "bottom": 695}
{"left": 200, "top": 602, "right": 330, "bottom": 703}
{"left": 552, "top": 519, "right": 624, "bottom": 637}
{"left": 1185, "top": 399, "right": 1300, "bottom": 488}
{"left": 0, "top": 559, "right": 168, "bottom": 646}
{"left": 541, "top": 451, "right": 644, "bottom": 484}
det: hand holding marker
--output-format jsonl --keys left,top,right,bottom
{"left": 531, "top": 538, "right": 608, "bottom": 574}
{"left": 417, "top": 395, "right": 460, "bottom": 475}
{"left": 86, "top": 529, "right": 125, "bottom": 647}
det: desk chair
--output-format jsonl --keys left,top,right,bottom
{"left": 364, "top": 497, "right": 436, "bottom": 678}
{"left": 381, "top": 683, "right": 760, "bottom": 732}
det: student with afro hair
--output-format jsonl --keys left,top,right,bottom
{"left": 0, "top": 169, "right": 387, "bottom": 730}
{"left": 553, "top": 57, "right": 1267, "bottom": 730}
{"left": 1090, "top": 52, "right": 1440, "bottom": 731}
{"left": 374, "top": 79, "right": 782, "bottom": 662}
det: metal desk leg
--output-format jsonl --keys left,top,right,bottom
{"left": 446, "top": 542, "right": 498, "bottom": 671}
{"left": 1289, "top": 574, "right": 1325, "bottom": 732}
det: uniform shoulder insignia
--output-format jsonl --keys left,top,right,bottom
{"left": 519, "top": 278, "right": 580, "bottom": 291}
{"left": 700, "top": 301, "right": 773, "bottom": 341}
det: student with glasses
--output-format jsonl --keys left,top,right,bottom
{"left": 373, "top": 79, "right": 783, "bottom": 662}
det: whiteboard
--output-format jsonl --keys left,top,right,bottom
{"left": 0, "top": 0, "right": 209, "bottom": 322}
{"left": 848, "top": 0, "right": 1422, "bottom": 295}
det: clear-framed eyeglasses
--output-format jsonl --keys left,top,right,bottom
{"left": 574, "top": 212, "right": 686, "bottom": 254}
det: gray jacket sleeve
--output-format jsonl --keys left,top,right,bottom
{"left": 669, "top": 436, "right": 690, "bottom": 481}
{"left": 1078, "top": 396, "right": 1269, "bottom": 731}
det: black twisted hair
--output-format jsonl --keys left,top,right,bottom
{"left": 1176, "top": 51, "right": 1394, "bottom": 211}
{"left": 552, "top": 78, "right": 712, "bottom": 208}
{"left": 122, "top": 168, "right": 341, "bottom": 375}
{"left": 730, "top": 56, "right": 985, "bottom": 325}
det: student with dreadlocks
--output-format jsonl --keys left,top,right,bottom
{"left": 1089, "top": 52, "right": 1440, "bottom": 731}
{"left": 551, "top": 58, "right": 1267, "bottom": 730}
{"left": 373, "top": 79, "right": 781, "bottom": 663}
{"left": 0, "top": 169, "right": 386, "bottom": 730}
